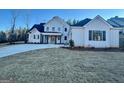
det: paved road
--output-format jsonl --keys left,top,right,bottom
{"left": 0, "top": 44, "right": 63, "bottom": 58}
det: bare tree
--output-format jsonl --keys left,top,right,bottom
{"left": 8, "top": 10, "right": 19, "bottom": 44}
{"left": 24, "top": 10, "right": 31, "bottom": 31}
{"left": 11, "top": 10, "right": 19, "bottom": 33}
{"left": 24, "top": 10, "right": 31, "bottom": 43}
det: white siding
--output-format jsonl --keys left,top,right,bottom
{"left": 84, "top": 17, "right": 111, "bottom": 48}
{"left": 28, "top": 15, "right": 120, "bottom": 48}
{"left": 71, "top": 16, "right": 119, "bottom": 48}
{"left": 44, "top": 17, "right": 70, "bottom": 44}
{"left": 110, "top": 29, "right": 119, "bottom": 47}
{"left": 71, "top": 27, "right": 84, "bottom": 46}
{"left": 28, "top": 28, "right": 40, "bottom": 43}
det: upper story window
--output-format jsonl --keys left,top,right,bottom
{"left": 58, "top": 27, "right": 61, "bottom": 31}
{"left": 65, "top": 28, "right": 67, "bottom": 32}
{"left": 52, "top": 27, "right": 55, "bottom": 31}
{"left": 46, "top": 27, "right": 49, "bottom": 31}
{"left": 89, "top": 30, "right": 106, "bottom": 41}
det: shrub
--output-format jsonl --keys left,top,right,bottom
{"left": 0, "top": 31, "right": 6, "bottom": 43}
{"left": 69, "top": 39, "right": 74, "bottom": 48}
{"left": 8, "top": 32, "right": 16, "bottom": 44}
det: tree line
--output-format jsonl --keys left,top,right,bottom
{"left": 0, "top": 28, "right": 28, "bottom": 44}
{"left": 0, "top": 10, "right": 30, "bottom": 44}
{"left": 66, "top": 18, "right": 91, "bottom": 26}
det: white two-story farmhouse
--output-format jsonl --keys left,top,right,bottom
{"left": 28, "top": 15, "right": 123, "bottom": 48}
{"left": 28, "top": 16, "right": 70, "bottom": 44}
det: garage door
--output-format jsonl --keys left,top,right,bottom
{"left": 119, "top": 34, "right": 124, "bottom": 47}
{"left": 71, "top": 28, "right": 84, "bottom": 46}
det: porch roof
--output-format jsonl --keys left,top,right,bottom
{"left": 41, "top": 32, "right": 62, "bottom": 36}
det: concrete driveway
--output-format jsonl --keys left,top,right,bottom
{"left": 0, "top": 44, "right": 63, "bottom": 58}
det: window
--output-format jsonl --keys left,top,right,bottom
{"left": 52, "top": 27, "right": 55, "bottom": 31}
{"left": 89, "top": 30, "right": 106, "bottom": 41}
{"left": 89, "top": 30, "right": 92, "bottom": 40}
{"left": 58, "top": 27, "right": 61, "bottom": 31}
{"left": 46, "top": 27, "right": 49, "bottom": 31}
{"left": 37, "top": 35, "right": 39, "bottom": 39}
{"left": 64, "top": 36, "right": 67, "bottom": 40}
{"left": 65, "top": 28, "right": 67, "bottom": 32}
{"left": 34, "top": 35, "right": 35, "bottom": 39}
{"left": 103, "top": 31, "right": 106, "bottom": 41}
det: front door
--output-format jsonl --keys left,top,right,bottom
{"left": 50, "top": 36, "right": 56, "bottom": 44}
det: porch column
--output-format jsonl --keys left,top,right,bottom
{"left": 40, "top": 34, "right": 43, "bottom": 44}
{"left": 47, "top": 35, "right": 48, "bottom": 44}
{"left": 55, "top": 36, "right": 57, "bottom": 44}
{"left": 60, "top": 36, "right": 61, "bottom": 44}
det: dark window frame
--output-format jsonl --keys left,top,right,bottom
{"left": 65, "top": 28, "right": 67, "bottom": 32}
{"left": 46, "top": 27, "right": 49, "bottom": 31}
{"left": 52, "top": 27, "right": 55, "bottom": 31}
{"left": 37, "top": 35, "right": 39, "bottom": 39}
{"left": 89, "top": 30, "right": 106, "bottom": 41}
{"left": 64, "top": 36, "right": 67, "bottom": 40}
{"left": 34, "top": 35, "right": 35, "bottom": 39}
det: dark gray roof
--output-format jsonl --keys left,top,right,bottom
{"left": 29, "top": 23, "right": 45, "bottom": 32}
{"left": 71, "top": 18, "right": 91, "bottom": 26}
{"left": 107, "top": 16, "right": 124, "bottom": 27}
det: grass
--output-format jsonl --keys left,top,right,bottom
{"left": 0, "top": 48, "right": 124, "bottom": 83}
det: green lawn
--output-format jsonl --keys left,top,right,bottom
{"left": 0, "top": 48, "right": 124, "bottom": 83}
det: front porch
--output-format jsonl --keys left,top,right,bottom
{"left": 40, "top": 32, "right": 62, "bottom": 44}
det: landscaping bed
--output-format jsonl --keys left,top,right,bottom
{"left": 62, "top": 47, "right": 124, "bottom": 52}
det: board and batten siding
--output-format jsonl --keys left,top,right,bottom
{"left": 110, "top": 29, "right": 119, "bottom": 48}
{"left": 83, "top": 16, "right": 112, "bottom": 48}
{"left": 71, "top": 27, "right": 84, "bottom": 46}
{"left": 44, "top": 16, "right": 70, "bottom": 44}
{"left": 71, "top": 15, "right": 119, "bottom": 48}
{"left": 28, "top": 28, "right": 41, "bottom": 43}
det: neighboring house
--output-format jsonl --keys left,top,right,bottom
{"left": 28, "top": 15, "right": 122, "bottom": 48}
{"left": 107, "top": 16, "right": 124, "bottom": 33}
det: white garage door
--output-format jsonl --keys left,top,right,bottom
{"left": 71, "top": 27, "right": 84, "bottom": 46}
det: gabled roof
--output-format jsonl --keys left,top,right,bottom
{"left": 84, "top": 15, "right": 113, "bottom": 28}
{"left": 107, "top": 16, "right": 124, "bottom": 28}
{"left": 29, "top": 23, "right": 45, "bottom": 32}
{"left": 44, "top": 16, "right": 70, "bottom": 27}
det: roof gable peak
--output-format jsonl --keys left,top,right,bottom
{"left": 44, "top": 16, "right": 69, "bottom": 27}
{"left": 84, "top": 15, "right": 113, "bottom": 28}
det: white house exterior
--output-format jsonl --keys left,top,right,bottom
{"left": 28, "top": 16, "right": 70, "bottom": 44}
{"left": 71, "top": 15, "right": 120, "bottom": 48}
{"left": 28, "top": 28, "right": 41, "bottom": 43}
{"left": 28, "top": 15, "right": 120, "bottom": 48}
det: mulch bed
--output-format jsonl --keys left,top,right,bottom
{"left": 61, "top": 47, "right": 124, "bottom": 52}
